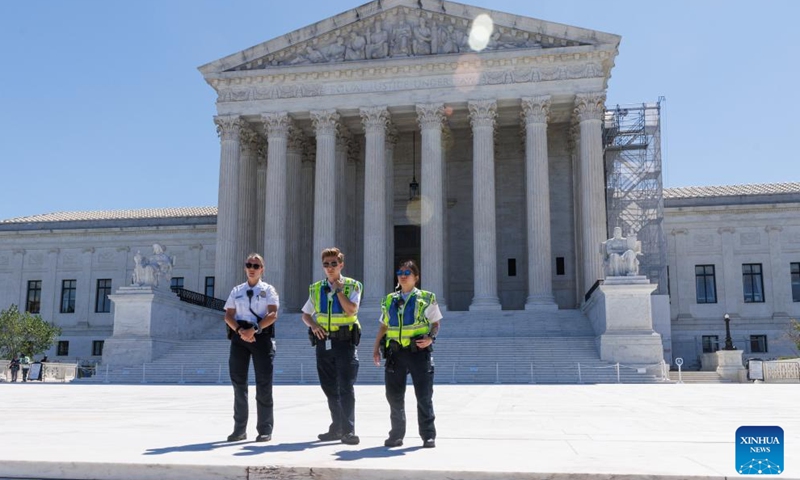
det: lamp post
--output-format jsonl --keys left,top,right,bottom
{"left": 723, "top": 313, "right": 735, "bottom": 350}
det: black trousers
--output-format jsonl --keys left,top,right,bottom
{"left": 316, "top": 339, "right": 359, "bottom": 435}
{"left": 229, "top": 333, "right": 274, "bottom": 436}
{"left": 384, "top": 349, "right": 436, "bottom": 441}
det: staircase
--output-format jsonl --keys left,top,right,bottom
{"left": 82, "top": 310, "right": 667, "bottom": 384}
{"left": 668, "top": 371, "right": 731, "bottom": 384}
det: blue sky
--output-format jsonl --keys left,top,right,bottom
{"left": 1, "top": 1, "right": 798, "bottom": 221}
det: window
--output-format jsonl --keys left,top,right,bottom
{"left": 95, "top": 279, "right": 112, "bottom": 313}
{"left": 695, "top": 265, "right": 717, "bottom": 304}
{"left": 60, "top": 279, "right": 77, "bottom": 313}
{"left": 57, "top": 341, "right": 69, "bottom": 356}
{"left": 792, "top": 263, "right": 800, "bottom": 302}
{"left": 750, "top": 335, "right": 768, "bottom": 353}
{"left": 92, "top": 340, "right": 104, "bottom": 356}
{"left": 205, "top": 276, "right": 215, "bottom": 298}
{"left": 26, "top": 280, "right": 42, "bottom": 314}
{"left": 556, "top": 257, "right": 565, "bottom": 276}
{"left": 742, "top": 263, "right": 765, "bottom": 303}
{"left": 701, "top": 335, "right": 719, "bottom": 354}
{"left": 666, "top": 266, "right": 671, "bottom": 297}
{"left": 507, "top": 258, "right": 516, "bottom": 277}
{"left": 170, "top": 277, "right": 184, "bottom": 292}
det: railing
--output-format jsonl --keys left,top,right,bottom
{"left": 584, "top": 279, "right": 604, "bottom": 303}
{"left": 91, "top": 360, "right": 667, "bottom": 385}
{"left": 0, "top": 362, "right": 78, "bottom": 383}
{"left": 170, "top": 287, "right": 225, "bottom": 311}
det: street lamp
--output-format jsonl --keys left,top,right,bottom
{"left": 723, "top": 313, "right": 736, "bottom": 350}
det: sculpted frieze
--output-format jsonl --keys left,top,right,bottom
{"left": 217, "top": 62, "right": 603, "bottom": 103}
{"left": 228, "top": 7, "right": 589, "bottom": 71}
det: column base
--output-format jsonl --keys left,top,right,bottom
{"left": 469, "top": 296, "right": 501, "bottom": 311}
{"left": 525, "top": 295, "right": 558, "bottom": 312}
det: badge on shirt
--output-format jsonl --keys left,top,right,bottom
{"left": 259, "top": 290, "right": 267, "bottom": 298}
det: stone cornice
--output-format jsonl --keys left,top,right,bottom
{"left": 468, "top": 100, "right": 497, "bottom": 130}
{"left": 520, "top": 95, "right": 551, "bottom": 125}
{"left": 213, "top": 115, "right": 245, "bottom": 142}
{"left": 211, "top": 53, "right": 608, "bottom": 104}
{"left": 574, "top": 92, "right": 606, "bottom": 122}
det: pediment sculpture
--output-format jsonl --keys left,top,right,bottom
{"left": 132, "top": 243, "right": 175, "bottom": 288}
{"left": 230, "top": 7, "right": 588, "bottom": 71}
{"left": 601, "top": 227, "right": 642, "bottom": 277}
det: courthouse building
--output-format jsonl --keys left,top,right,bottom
{"left": 0, "top": 0, "right": 798, "bottom": 371}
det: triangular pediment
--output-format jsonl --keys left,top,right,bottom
{"left": 199, "top": 0, "right": 619, "bottom": 75}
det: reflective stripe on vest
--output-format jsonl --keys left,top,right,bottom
{"left": 309, "top": 277, "right": 361, "bottom": 332}
{"left": 381, "top": 288, "right": 435, "bottom": 348}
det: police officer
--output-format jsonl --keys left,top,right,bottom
{"left": 372, "top": 260, "right": 442, "bottom": 448}
{"left": 301, "top": 247, "right": 362, "bottom": 445}
{"left": 224, "top": 253, "right": 279, "bottom": 443}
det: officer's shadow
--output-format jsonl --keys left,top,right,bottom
{"left": 234, "top": 440, "right": 339, "bottom": 456}
{"left": 144, "top": 440, "right": 234, "bottom": 455}
{"left": 333, "top": 445, "right": 423, "bottom": 461}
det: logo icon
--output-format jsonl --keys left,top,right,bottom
{"left": 736, "top": 426, "right": 783, "bottom": 475}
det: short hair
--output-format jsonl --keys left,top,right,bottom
{"left": 397, "top": 259, "right": 420, "bottom": 277}
{"left": 320, "top": 247, "right": 344, "bottom": 262}
{"left": 245, "top": 253, "right": 265, "bottom": 266}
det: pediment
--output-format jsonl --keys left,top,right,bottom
{"left": 200, "top": 0, "right": 619, "bottom": 75}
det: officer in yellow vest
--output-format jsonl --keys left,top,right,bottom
{"left": 301, "top": 247, "right": 363, "bottom": 445}
{"left": 372, "top": 260, "right": 442, "bottom": 448}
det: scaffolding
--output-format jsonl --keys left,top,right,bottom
{"left": 603, "top": 100, "right": 667, "bottom": 294}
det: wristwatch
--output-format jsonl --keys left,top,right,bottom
{"left": 254, "top": 324, "right": 262, "bottom": 335}
{"left": 429, "top": 334, "right": 436, "bottom": 344}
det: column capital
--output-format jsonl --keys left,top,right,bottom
{"left": 214, "top": 115, "right": 245, "bottom": 141}
{"left": 310, "top": 110, "right": 340, "bottom": 136}
{"left": 468, "top": 100, "right": 497, "bottom": 129}
{"left": 386, "top": 124, "right": 399, "bottom": 146}
{"left": 521, "top": 96, "right": 551, "bottom": 125}
{"left": 574, "top": 92, "right": 606, "bottom": 123}
{"left": 239, "top": 127, "right": 261, "bottom": 153}
{"left": 416, "top": 103, "right": 445, "bottom": 131}
{"left": 287, "top": 125, "right": 306, "bottom": 152}
{"left": 262, "top": 112, "right": 292, "bottom": 139}
{"left": 360, "top": 106, "right": 391, "bottom": 134}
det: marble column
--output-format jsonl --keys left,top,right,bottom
{"left": 575, "top": 93, "right": 607, "bottom": 296}
{"left": 301, "top": 144, "right": 316, "bottom": 287}
{"left": 255, "top": 145, "right": 267, "bottom": 255}
{"left": 416, "top": 103, "right": 447, "bottom": 310}
{"left": 213, "top": 115, "right": 244, "bottom": 298}
{"left": 238, "top": 127, "right": 260, "bottom": 263}
{"left": 385, "top": 127, "right": 398, "bottom": 293}
{"left": 719, "top": 227, "right": 739, "bottom": 316}
{"left": 335, "top": 129, "right": 350, "bottom": 253}
{"left": 78, "top": 248, "right": 94, "bottom": 326}
{"left": 310, "top": 110, "right": 339, "bottom": 279}
{"left": 468, "top": 100, "right": 500, "bottom": 310}
{"left": 360, "top": 106, "right": 390, "bottom": 309}
{"left": 262, "top": 112, "right": 291, "bottom": 305}
{"left": 285, "top": 128, "right": 305, "bottom": 311}
{"left": 522, "top": 96, "right": 557, "bottom": 310}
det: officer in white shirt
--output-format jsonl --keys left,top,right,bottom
{"left": 223, "top": 253, "right": 279, "bottom": 443}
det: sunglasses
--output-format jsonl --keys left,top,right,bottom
{"left": 322, "top": 261, "right": 340, "bottom": 268}
{"left": 396, "top": 269, "right": 413, "bottom": 276}
{"left": 245, "top": 263, "right": 262, "bottom": 269}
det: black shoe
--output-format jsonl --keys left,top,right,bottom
{"left": 341, "top": 433, "right": 360, "bottom": 445}
{"left": 226, "top": 432, "right": 246, "bottom": 442}
{"left": 423, "top": 438, "right": 436, "bottom": 448}
{"left": 317, "top": 431, "right": 343, "bottom": 441}
{"left": 256, "top": 434, "right": 271, "bottom": 442}
{"left": 384, "top": 437, "right": 403, "bottom": 447}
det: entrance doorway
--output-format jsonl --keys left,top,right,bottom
{"left": 394, "top": 225, "right": 421, "bottom": 288}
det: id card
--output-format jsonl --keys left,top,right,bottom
{"left": 325, "top": 338, "right": 331, "bottom": 351}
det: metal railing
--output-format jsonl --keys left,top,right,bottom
{"left": 170, "top": 287, "right": 225, "bottom": 311}
{"left": 0, "top": 362, "right": 78, "bottom": 383}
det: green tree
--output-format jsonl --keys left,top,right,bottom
{"left": 0, "top": 304, "right": 61, "bottom": 359}
{"left": 788, "top": 319, "right": 800, "bottom": 355}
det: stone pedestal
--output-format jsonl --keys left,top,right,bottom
{"left": 715, "top": 349, "right": 745, "bottom": 382}
{"left": 102, "top": 286, "right": 222, "bottom": 366}
{"left": 583, "top": 276, "right": 664, "bottom": 365}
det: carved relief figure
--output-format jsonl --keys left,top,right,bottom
{"left": 345, "top": 31, "right": 367, "bottom": 61}
{"left": 438, "top": 24, "right": 457, "bottom": 54}
{"left": 412, "top": 18, "right": 432, "bottom": 55}
{"left": 366, "top": 21, "right": 389, "bottom": 59}
{"left": 325, "top": 37, "right": 346, "bottom": 62}
{"left": 601, "top": 227, "right": 642, "bottom": 277}
{"left": 391, "top": 20, "right": 412, "bottom": 57}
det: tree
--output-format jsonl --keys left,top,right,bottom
{"left": 0, "top": 304, "right": 61, "bottom": 359}
{"left": 787, "top": 319, "right": 800, "bottom": 355}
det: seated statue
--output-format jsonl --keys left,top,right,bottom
{"left": 132, "top": 243, "right": 175, "bottom": 288}
{"left": 600, "top": 227, "right": 642, "bottom": 277}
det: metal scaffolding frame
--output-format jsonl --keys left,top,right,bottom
{"left": 603, "top": 100, "right": 667, "bottom": 294}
